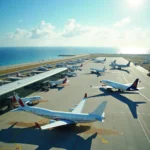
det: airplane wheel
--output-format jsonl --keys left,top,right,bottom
{"left": 107, "top": 89, "right": 112, "bottom": 92}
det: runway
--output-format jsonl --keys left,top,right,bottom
{"left": 0, "top": 57, "right": 150, "bottom": 150}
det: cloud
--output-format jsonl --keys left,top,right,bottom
{"left": 30, "top": 20, "right": 56, "bottom": 39}
{"left": 3, "top": 18, "right": 150, "bottom": 48}
{"left": 7, "top": 28, "right": 31, "bottom": 39}
{"left": 114, "top": 17, "right": 131, "bottom": 27}
{"left": 7, "top": 20, "right": 56, "bottom": 40}
{"left": 62, "top": 19, "right": 90, "bottom": 38}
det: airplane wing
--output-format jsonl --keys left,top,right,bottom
{"left": 35, "top": 119, "right": 73, "bottom": 130}
{"left": 71, "top": 94, "right": 87, "bottom": 113}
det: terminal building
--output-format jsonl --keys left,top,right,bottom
{"left": 0, "top": 68, "right": 68, "bottom": 108}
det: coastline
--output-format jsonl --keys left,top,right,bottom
{"left": 0, "top": 54, "right": 89, "bottom": 75}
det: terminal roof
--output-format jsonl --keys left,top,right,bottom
{"left": 0, "top": 68, "right": 67, "bottom": 96}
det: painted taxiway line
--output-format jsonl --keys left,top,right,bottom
{"left": 139, "top": 113, "right": 150, "bottom": 134}
{"left": 122, "top": 74, "right": 150, "bottom": 143}
{"left": 138, "top": 115, "right": 150, "bottom": 143}
{"left": 139, "top": 92, "right": 150, "bottom": 102}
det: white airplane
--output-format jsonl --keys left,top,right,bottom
{"left": 72, "top": 64, "right": 83, "bottom": 69}
{"left": 48, "top": 77, "right": 69, "bottom": 88}
{"left": 0, "top": 80, "right": 12, "bottom": 85}
{"left": 67, "top": 61, "right": 77, "bottom": 65}
{"left": 90, "top": 66, "right": 107, "bottom": 74}
{"left": 16, "top": 72, "right": 26, "bottom": 77}
{"left": 91, "top": 78, "right": 144, "bottom": 92}
{"left": 44, "top": 64, "right": 53, "bottom": 68}
{"left": 93, "top": 58, "right": 106, "bottom": 63}
{"left": 10, "top": 94, "right": 43, "bottom": 105}
{"left": 7, "top": 75, "right": 23, "bottom": 81}
{"left": 12, "top": 93, "right": 108, "bottom": 130}
{"left": 61, "top": 71, "right": 77, "bottom": 77}
{"left": 110, "top": 60, "right": 116, "bottom": 65}
{"left": 110, "top": 61, "right": 131, "bottom": 69}
{"left": 32, "top": 70, "right": 44, "bottom": 74}
{"left": 56, "top": 63, "right": 66, "bottom": 68}
{"left": 67, "top": 65, "right": 82, "bottom": 71}
{"left": 37, "top": 66, "right": 49, "bottom": 71}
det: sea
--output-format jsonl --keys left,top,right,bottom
{"left": 0, "top": 47, "right": 118, "bottom": 67}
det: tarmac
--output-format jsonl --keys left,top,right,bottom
{"left": 0, "top": 57, "right": 150, "bottom": 150}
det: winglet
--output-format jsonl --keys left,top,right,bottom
{"left": 35, "top": 122, "right": 41, "bottom": 129}
{"left": 12, "top": 95, "right": 17, "bottom": 103}
{"left": 18, "top": 99, "right": 25, "bottom": 107}
{"left": 63, "top": 76, "right": 68, "bottom": 84}
{"left": 84, "top": 93, "right": 87, "bottom": 99}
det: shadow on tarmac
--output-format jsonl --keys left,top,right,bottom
{"left": 82, "top": 72, "right": 102, "bottom": 77}
{"left": 109, "top": 68, "right": 130, "bottom": 74}
{"left": 87, "top": 88, "right": 146, "bottom": 119}
{"left": 0, "top": 123, "right": 97, "bottom": 150}
{"left": 49, "top": 86, "right": 65, "bottom": 91}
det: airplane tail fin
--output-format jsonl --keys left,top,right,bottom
{"left": 14, "top": 95, "right": 26, "bottom": 107}
{"left": 12, "top": 95, "right": 17, "bottom": 103}
{"left": 127, "top": 61, "right": 131, "bottom": 66}
{"left": 128, "top": 78, "right": 139, "bottom": 90}
{"left": 16, "top": 72, "right": 19, "bottom": 77}
{"left": 62, "top": 76, "right": 68, "bottom": 84}
{"left": 103, "top": 66, "right": 106, "bottom": 71}
{"left": 104, "top": 58, "right": 106, "bottom": 61}
{"left": 80, "top": 64, "right": 83, "bottom": 67}
{"left": 113, "top": 60, "right": 116, "bottom": 64}
{"left": 90, "top": 101, "right": 107, "bottom": 122}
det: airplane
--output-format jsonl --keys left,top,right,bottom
{"left": 0, "top": 79, "right": 12, "bottom": 85}
{"left": 90, "top": 66, "right": 107, "bottom": 74}
{"left": 91, "top": 78, "right": 144, "bottom": 92}
{"left": 44, "top": 64, "right": 53, "bottom": 69}
{"left": 37, "top": 66, "right": 49, "bottom": 71}
{"left": 32, "top": 70, "right": 44, "bottom": 74}
{"left": 12, "top": 93, "right": 108, "bottom": 130}
{"left": 16, "top": 72, "right": 26, "bottom": 77}
{"left": 61, "top": 71, "right": 77, "bottom": 77}
{"left": 76, "top": 59, "right": 84, "bottom": 63}
{"left": 110, "top": 60, "right": 116, "bottom": 66}
{"left": 67, "top": 61, "right": 77, "bottom": 65}
{"left": 72, "top": 64, "right": 83, "bottom": 69}
{"left": 56, "top": 63, "right": 67, "bottom": 68}
{"left": 67, "top": 65, "right": 82, "bottom": 71}
{"left": 48, "top": 76, "right": 69, "bottom": 88}
{"left": 10, "top": 94, "right": 43, "bottom": 107}
{"left": 110, "top": 61, "right": 131, "bottom": 69}
{"left": 93, "top": 58, "right": 106, "bottom": 63}
{"left": 7, "top": 75, "right": 23, "bottom": 81}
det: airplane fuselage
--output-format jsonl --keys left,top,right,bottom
{"left": 102, "top": 80, "right": 128, "bottom": 91}
{"left": 19, "top": 107, "right": 98, "bottom": 123}
{"left": 91, "top": 68, "right": 104, "bottom": 73}
{"left": 22, "top": 96, "right": 42, "bottom": 102}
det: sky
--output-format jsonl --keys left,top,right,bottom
{"left": 0, "top": 0, "right": 150, "bottom": 52}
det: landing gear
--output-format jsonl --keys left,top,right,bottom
{"left": 107, "top": 88, "right": 113, "bottom": 92}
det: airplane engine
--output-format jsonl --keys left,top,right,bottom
{"left": 50, "top": 119, "right": 56, "bottom": 124}
{"left": 69, "top": 108, "right": 75, "bottom": 112}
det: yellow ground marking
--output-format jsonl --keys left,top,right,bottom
{"left": 0, "top": 144, "right": 22, "bottom": 150}
{"left": 98, "top": 135, "right": 108, "bottom": 144}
